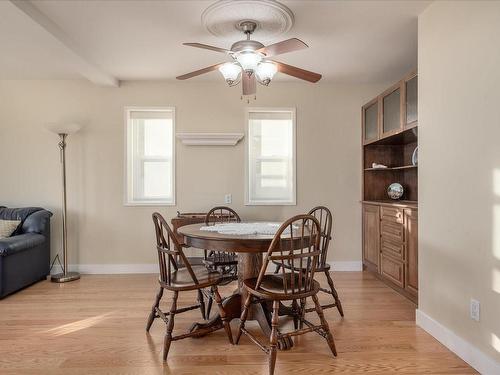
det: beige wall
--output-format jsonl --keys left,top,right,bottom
{"left": 419, "top": 1, "right": 500, "bottom": 362}
{"left": 0, "top": 79, "right": 383, "bottom": 267}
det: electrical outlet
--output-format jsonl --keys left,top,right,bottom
{"left": 470, "top": 298, "right": 480, "bottom": 322}
{"left": 224, "top": 194, "right": 232, "bottom": 204}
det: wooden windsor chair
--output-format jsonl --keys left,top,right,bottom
{"left": 145, "top": 213, "right": 233, "bottom": 361}
{"left": 203, "top": 206, "right": 240, "bottom": 317}
{"left": 273, "top": 206, "right": 344, "bottom": 316}
{"left": 236, "top": 214, "right": 337, "bottom": 375}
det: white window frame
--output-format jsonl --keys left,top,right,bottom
{"left": 124, "top": 106, "right": 176, "bottom": 206}
{"left": 245, "top": 107, "right": 297, "bottom": 206}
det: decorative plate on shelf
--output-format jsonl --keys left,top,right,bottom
{"left": 387, "top": 183, "right": 404, "bottom": 200}
{"left": 412, "top": 146, "right": 418, "bottom": 166}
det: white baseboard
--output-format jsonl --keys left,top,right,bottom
{"left": 51, "top": 260, "right": 362, "bottom": 275}
{"left": 416, "top": 309, "right": 500, "bottom": 375}
{"left": 328, "top": 261, "right": 363, "bottom": 271}
{"left": 51, "top": 264, "right": 158, "bottom": 274}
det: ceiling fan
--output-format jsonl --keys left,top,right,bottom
{"left": 176, "top": 21, "right": 322, "bottom": 96}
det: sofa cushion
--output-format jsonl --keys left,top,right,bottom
{"left": 22, "top": 210, "right": 53, "bottom": 234}
{"left": 0, "top": 233, "right": 46, "bottom": 256}
{"left": 0, "top": 220, "right": 21, "bottom": 239}
{"left": 0, "top": 207, "right": 44, "bottom": 235}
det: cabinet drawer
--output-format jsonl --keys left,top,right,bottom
{"left": 380, "top": 206, "right": 403, "bottom": 223}
{"left": 381, "top": 238, "right": 404, "bottom": 260}
{"left": 381, "top": 220, "right": 403, "bottom": 241}
{"left": 380, "top": 254, "right": 405, "bottom": 288}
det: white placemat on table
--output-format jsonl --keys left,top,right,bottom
{"left": 200, "top": 222, "right": 294, "bottom": 236}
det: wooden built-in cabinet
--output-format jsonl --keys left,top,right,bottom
{"left": 362, "top": 203, "right": 418, "bottom": 303}
{"left": 361, "top": 70, "right": 418, "bottom": 304}
{"left": 362, "top": 70, "right": 417, "bottom": 145}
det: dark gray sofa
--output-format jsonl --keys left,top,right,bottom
{"left": 0, "top": 207, "right": 53, "bottom": 298}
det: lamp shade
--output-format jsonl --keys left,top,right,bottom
{"left": 235, "top": 51, "right": 262, "bottom": 73}
{"left": 218, "top": 62, "right": 241, "bottom": 86}
{"left": 256, "top": 62, "right": 278, "bottom": 85}
{"left": 45, "top": 123, "right": 82, "bottom": 135}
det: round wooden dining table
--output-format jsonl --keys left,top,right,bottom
{"left": 178, "top": 222, "right": 297, "bottom": 350}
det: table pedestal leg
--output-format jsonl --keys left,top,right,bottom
{"left": 188, "top": 252, "right": 294, "bottom": 350}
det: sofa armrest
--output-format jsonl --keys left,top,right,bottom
{"left": 0, "top": 233, "right": 46, "bottom": 256}
{"left": 22, "top": 210, "right": 53, "bottom": 234}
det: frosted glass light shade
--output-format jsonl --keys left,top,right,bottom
{"left": 45, "top": 123, "right": 82, "bottom": 135}
{"left": 236, "top": 51, "right": 262, "bottom": 73}
{"left": 218, "top": 62, "right": 241, "bottom": 86}
{"left": 256, "top": 62, "right": 278, "bottom": 85}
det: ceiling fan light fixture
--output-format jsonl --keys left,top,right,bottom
{"left": 219, "top": 62, "right": 242, "bottom": 86}
{"left": 235, "top": 51, "right": 263, "bottom": 74}
{"left": 256, "top": 61, "right": 278, "bottom": 86}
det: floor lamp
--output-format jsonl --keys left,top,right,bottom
{"left": 46, "top": 123, "right": 82, "bottom": 283}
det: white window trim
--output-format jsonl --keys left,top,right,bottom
{"left": 245, "top": 107, "right": 297, "bottom": 206}
{"left": 124, "top": 106, "right": 176, "bottom": 206}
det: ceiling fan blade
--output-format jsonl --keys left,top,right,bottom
{"left": 183, "top": 42, "right": 231, "bottom": 54}
{"left": 176, "top": 63, "right": 224, "bottom": 80}
{"left": 258, "top": 38, "right": 308, "bottom": 57}
{"left": 242, "top": 73, "right": 256, "bottom": 95}
{"left": 271, "top": 60, "right": 322, "bottom": 83}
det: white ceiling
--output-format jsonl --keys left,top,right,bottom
{"left": 0, "top": 0, "right": 430, "bottom": 85}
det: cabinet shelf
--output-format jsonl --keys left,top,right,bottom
{"left": 364, "top": 165, "right": 417, "bottom": 171}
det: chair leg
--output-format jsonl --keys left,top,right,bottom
{"left": 197, "top": 289, "right": 206, "bottom": 320}
{"left": 274, "top": 264, "right": 281, "bottom": 274}
{"left": 269, "top": 300, "right": 279, "bottom": 375}
{"left": 312, "top": 294, "right": 337, "bottom": 357}
{"left": 146, "top": 287, "right": 163, "bottom": 332}
{"left": 163, "top": 291, "right": 178, "bottom": 361}
{"left": 212, "top": 286, "right": 233, "bottom": 344}
{"left": 325, "top": 270, "right": 344, "bottom": 317}
{"left": 206, "top": 295, "right": 213, "bottom": 320}
{"left": 292, "top": 299, "right": 299, "bottom": 330}
{"left": 235, "top": 294, "right": 252, "bottom": 344}
{"left": 299, "top": 298, "right": 306, "bottom": 329}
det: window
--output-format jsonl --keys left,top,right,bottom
{"left": 246, "top": 108, "right": 296, "bottom": 205}
{"left": 125, "top": 107, "right": 175, "bottom": 205}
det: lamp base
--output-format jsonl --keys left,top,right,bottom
{"left": 51, "top": 271, "right": 81, "bottom": 283}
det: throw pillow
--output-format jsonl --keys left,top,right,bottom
{"left": 0, "top": 220, "right": 21, "bottom": 239}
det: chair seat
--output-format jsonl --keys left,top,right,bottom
{"left": 243, "top": 274, "right": 320, "bottom": 301}
{"left": 160, "top": 265, "right": 222, "bottom": 291}
{"left": 272, "top": 259, "right": 330, "bottom": 272}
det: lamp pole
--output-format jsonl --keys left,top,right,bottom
{"left": 51, "top": 133, "right": 80, "bottom": 283}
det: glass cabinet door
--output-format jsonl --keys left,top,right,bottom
{"left": 363, "top": 101, "right": 378, "bottom": 143}
{"left": 382, "top": 86, "right": 402, "bottom": 136}
{"left": 405, "top": 75, "right": 418, "bottom": 127}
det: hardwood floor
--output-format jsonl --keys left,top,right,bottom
{"left": 0, "top": 272, "right": 475, "bottom": 374}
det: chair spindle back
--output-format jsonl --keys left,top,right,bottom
{"left": 308, "top": 206, "right": 333, "bottom": 268}
{"left": 152, "top": 212, "right": 199, "bottom": 286}
{"left": 257, "top": 214, "right": 322, "bottom": 295}
{"left": 205, "top": 206, "right": 241, "bottom": 225}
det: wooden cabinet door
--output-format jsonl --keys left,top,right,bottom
{"left": 404, "top": 208, "right": 418, "bottom": 296}
{"left": 363, "top": 204, "right": 380, "bottom": 270}
{"left": 380, "top": 254, "right": 405, "bottom": 288}
{"left": 362, "top": 98, "right": 379, "bottom": 144}
{"left": 403, "top": 73, "right": 418, "bottom": 129}
{"left": 380, "top": 82, "right": 404, "bottom": 138}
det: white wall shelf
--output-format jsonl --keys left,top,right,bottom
{"left": 176, "top": 132, "right": 244, "bottom": 146}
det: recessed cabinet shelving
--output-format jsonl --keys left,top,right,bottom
{"left": 361, "top": 70, "right": 418, "bottom": 304}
